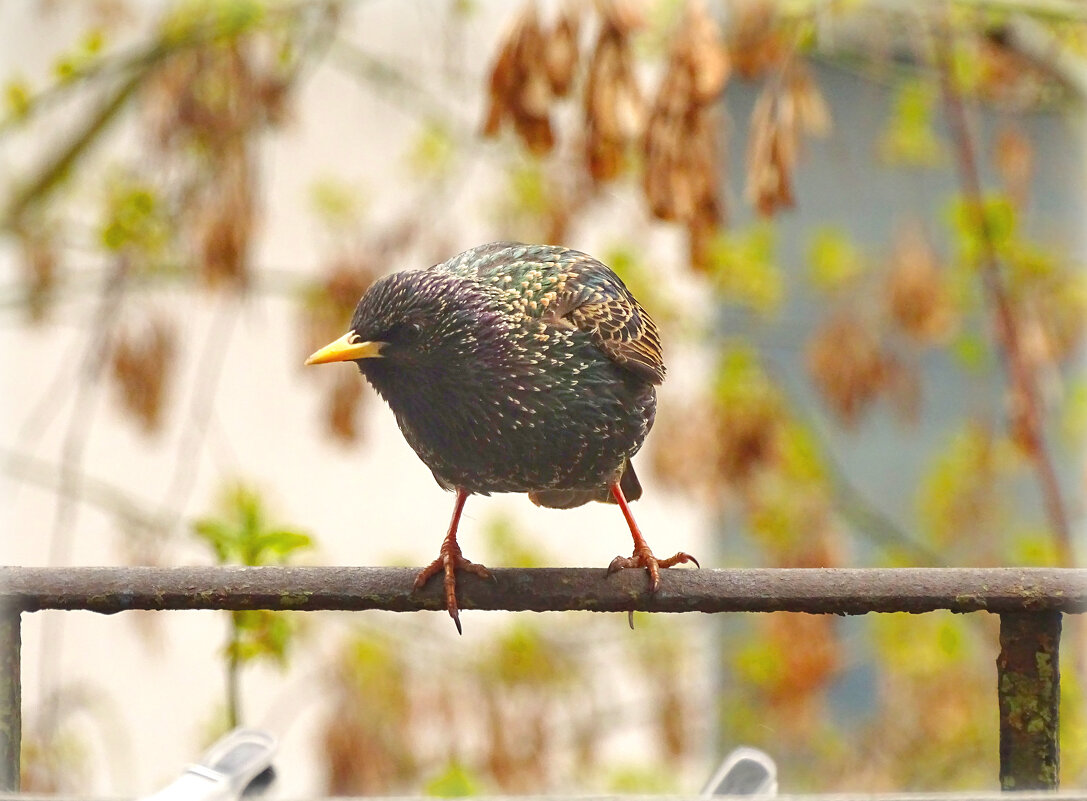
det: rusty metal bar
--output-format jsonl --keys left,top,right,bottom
{"left": 998, "top": 612, "right": 1062, "bottom": 791}
{"left": 1, "top": 566, "right": 1083, "bottom": 795}
{"left": 1, "top": 566, "right": 1084, "bottom": 615}
{"left": 3, "top": 565, "right": 1085, "bottom": 615}
{"left": 0, "top": 606, "right": 20, "bottom": 793}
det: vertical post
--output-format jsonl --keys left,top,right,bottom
{"left": 997, "top": 611, "right": 1061, "bottom": 790}
{"left": 0, "top": 606, "right": 21, "bottom": 792}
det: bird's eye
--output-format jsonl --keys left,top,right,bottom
{"left": 388, "top": 320, "right": 423, "bottom": 341}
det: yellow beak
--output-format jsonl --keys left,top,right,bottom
{"left": 304, "top": 332, "right": 386, "bottom": 365}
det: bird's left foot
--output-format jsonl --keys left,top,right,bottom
{"left": 608, "top": 546, "right": 699, "bottom": 592}
{"left": 414, "top": 540, "right": 492, "bottom": 634}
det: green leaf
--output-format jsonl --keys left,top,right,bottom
{"left": 99, "top": 175, "right": 169, "bottom": 256}
{"left": 807, "top": 227, "right": 865, "bottom": 291}
{"left": 706, "top": 225, "right": 782, "bottom": 314}
{"left": 879, "top": 80, "right": 944, "bottom": 166}
{"left": 508, "top": 161, "right": 548, "bottom": 218}
{"left": 605, "top": 764, "right": 676, "bottom": 794}
{"left": 250, "top": 529, "right": 313, "bottom": 563}
{"left": 405, "top": 118, "right": 456, "bottom": 179}
{"left": 1061, "top": 379, "right": 1087, "bottom": 443}
{"left": 192, "top": 481, "right": 315, "bottom": 567}
{"left": 733, "top": 637, "right": 786, "bottom": 688}
{"left": 4, "top": 77, "right": 31, "bottom": 120}
{"left": 712, "top": 344, "right": 779, "bottom": 409}
{"left": 309, "top": 176, "right": 367, "bottom": 231}
{"left": 1007, "top": 529, "right": 1061, "bottom": 567}
{"left": 873, "top": 613, "right": 970, "bottom": 678}
{"left": 949, "top": 332, "right": 991, "bottom": 372}
{"left": 484, "top": 621, "right": 572, "bottom": 686}
{"left": 483, "top": 514, "right": 546, "bottom": 568}
{"left": 948, "top": 194, "right": 1017, "bottom": 264}
{"left": 163, "top": 0, "right": 266, "bottom": 43}
{"left": 424, "top": 760, "right": 481, "bottom": 798}
{"left": 916, "top": 423, "right": 1023, "bottom": 548}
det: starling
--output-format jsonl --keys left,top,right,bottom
{"left": 306, "top": 242, "right": 696, "bottom": 631}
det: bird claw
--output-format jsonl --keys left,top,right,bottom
{"left": 414, "top": 543, "right": 492, "bottom": 635}
{"left": 608, "top": 548, "right": 699, "bottom": 592}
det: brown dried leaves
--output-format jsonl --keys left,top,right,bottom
{"left": 482, "top": 4, "right": 582, "bottom": 157}
{"left": 110, "top": 317, "right": 176, "bottom": 434}
{"left": 885, "top": 226, "right": 957, "bottom": 346}
{"left": 643, "top": 3, "right": 728, "bottom": 266}
{"left": 301, "top": 256, "right": 382, "bottom": 444}
{"left": 145, "top": 37, "right": 293, "bottom": 289}
{"left": 745, "top": 63, "right": 829, "bottom": 217}
{"left": 583, "top": 4, "right": 644, "bottom": 182}
{"left": 482, "top": 1, "right": 835, "bottom": 272}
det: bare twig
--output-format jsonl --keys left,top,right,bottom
{"left": 1, "top": 448, "right": 171, "bottom": 538}
{"left": 32, "top": 257, "right": 128, "bottom": 747}
{"left": 153, "top": 293, "right": 239, "bottom": 543}
{"left": 934, "top": 18, "right": 1073, "bottom": 566}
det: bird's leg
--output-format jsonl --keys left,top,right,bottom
{"left": 606, "top": 481, "right": 698, "bottom": 591}
{"left": 413, "top": 488, "right": 491, "bottom": 634}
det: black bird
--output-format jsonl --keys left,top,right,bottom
{"left": 305, "top": 242, "right": 696, "bottom": 631}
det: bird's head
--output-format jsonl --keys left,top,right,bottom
{"left": 304, "top": 269, "right": 464, "bottom": 369}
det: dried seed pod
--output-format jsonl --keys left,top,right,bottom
{"left": 584, "top": 7, "right": 644, "bottom": 182}
{"left": 789, "top": 63, "right": 831, "bottom": 137}
{"left": 745, "top": 85, "right": 795, "bottom": 216}
{"left": 727, "top": 0, "right": 787, "bottom": 80}
{"left": 481, "top": 3, "right": 556, "bottom": 156}
{"left": 110, "top": 317, "right": 176, "bottom": 434}
{"left": 301, "top": 255, "right": 381, "bottom": 363}
{"left": 715, "top": 399, "right": 782, "bottom": 482}
{"left": 994, "top": 126, "right": 1033, "bottom": 207}
{"left": 16, "top": 226, "right": 58, "bottom": 323}
{"left": 806, "top": 313, "right": 890, "bottom": 426}
{"left": 642, "top": 1, "right": 728, "bottom": 256}
{"left": 763, "top": 615, "right": 840, "bottom": 707}
{"left": 885, "top": 226, "right": 958, "bottom": 345}
{"left": 744, "top": 62, "right": 829, "bottom": 216}
{"left": 545, "top": 5, "right": 580, "bottom": 97}
{"left": 647, "top": 402, "right": 721, "bottom": 502}
{"left": 196, "top": 162, "right": 254, "bottom": 289}
{"left": 326, "top": 369, "right": 366, "bottom": 443}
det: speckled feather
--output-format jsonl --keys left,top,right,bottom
{"left": 346, "top": 242, "right": 665, "bottom": 508}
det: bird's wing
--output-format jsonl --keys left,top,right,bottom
{"left": 546, "top": 262, "right": 666, "bottom": 386}
{"left": 451, "top": 243, "right": 666, "bottom": 384}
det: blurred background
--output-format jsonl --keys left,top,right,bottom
{"left": 1, "top": 0, "right": 1085, "bottom": 796}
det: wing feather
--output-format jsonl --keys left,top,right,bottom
{"left": 548, "top": 262, "right": 666, "bottom": 385}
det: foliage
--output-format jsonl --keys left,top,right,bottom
{"left": 193, "top": 482, "right": 313, "bottom": 725}
{"left": 4, "top": 0, "right": 1086, "bottom": 794}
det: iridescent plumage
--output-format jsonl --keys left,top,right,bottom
{"left": 352, "top": 242, "right": 661, "bottom": 504}
{"left": 306, "top": 242, "right": 695, "bottom": 631}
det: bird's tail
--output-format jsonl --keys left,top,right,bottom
{"left": 527, "top": 462, "right": 642, "bottom": 509}
{"left": 617, "top": 462, "right": 643, "bottom": 501}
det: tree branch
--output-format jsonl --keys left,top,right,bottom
{"left": 935, "top": 18, "right": 1074, "bottom": 566}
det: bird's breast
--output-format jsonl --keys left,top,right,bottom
{"left": 363, "top": 334, "right": 656, "bottom": 495}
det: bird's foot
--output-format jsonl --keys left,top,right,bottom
{"left": 607, "top": 546, "right": 699, "bottom": 592}
{"left": 414, "top": 541, "right": 492, "bottom": 634}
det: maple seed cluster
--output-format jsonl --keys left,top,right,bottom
{"left": 643, "top": 4, "right": 729, "bottom": 267}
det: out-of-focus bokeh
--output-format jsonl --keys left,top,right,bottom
{"left": 1, "top": 0, "right": 1084, "bottom": 796}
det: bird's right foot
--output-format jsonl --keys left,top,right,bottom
{"left": 413, "top": 540, "right": 492, "bottom": 635}
{"left": 608, "top": 546, "right": 699, "bottom": 592}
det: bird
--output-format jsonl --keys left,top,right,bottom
{"left": 305, "top": 242, "right": 697, "bottom": 632}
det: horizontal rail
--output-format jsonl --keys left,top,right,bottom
{"left": 2, "top": 566, "right": 1084, "bottom": 615}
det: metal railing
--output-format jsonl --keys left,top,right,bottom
{"left": 1, "top": 565, "right": 1085, "bottom": 794}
